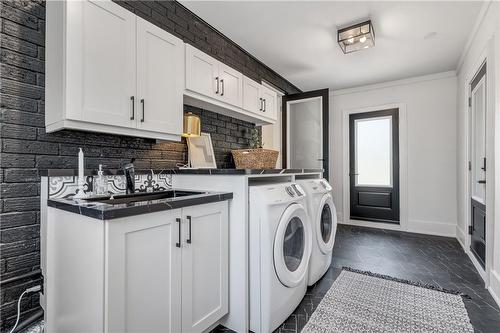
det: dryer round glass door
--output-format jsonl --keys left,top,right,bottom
{"left": 316, "top": 193, "right": 337, "bottom": 254}
{"left": 274, "top": 204, "right": 312, "bottom": 287}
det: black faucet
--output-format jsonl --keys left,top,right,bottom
{"left": 123, "top": 162, "right": 135, "bottom": 194}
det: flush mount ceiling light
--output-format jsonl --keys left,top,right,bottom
{"left": 337, "top": 20, "right": 375, "bottom": 54}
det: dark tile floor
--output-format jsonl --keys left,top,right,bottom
{"left": 215, "top": 224, "right": 500, "bottom": 333}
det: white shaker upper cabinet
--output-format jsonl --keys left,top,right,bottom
{"left": 219, "top": 63, "right": 243, "bottom": 108}
{"left": 136, "top": 17, "right": 184, "bottom": 135}
{"left": 185, "top": 44, "right": 243, "bottom": 109}
{"left": 106, "top": 210, "right": 182, "bottom": 333}
{"left": 181, "top": 202, "right": 229, "bottom": 333}
{"left": 260, "top": 85, "right": 278, "bottom": 121}
{"left": 65, "top": 0, "right": 136, "bottom": 127}
{"left": 185, "top": 44, "right": 219, "bottom": 99}
{"left": 243, "top": 76, "right": 263, "bottom": 115}
{"left": 46, "top": 0, "right": 182, "bottom": 141}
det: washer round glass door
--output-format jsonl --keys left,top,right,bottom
{"left": 316, "top": 193, "right": 337, "bottom": 254}
{"left": 274, "top": 203, "right": 312, "bottom": 287}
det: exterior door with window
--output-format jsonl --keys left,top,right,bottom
{"left": 469, "top": 63, "right": 486, "bottom": 268}
{"left": 349, "top": 109, "right": 399, "bottom": 223}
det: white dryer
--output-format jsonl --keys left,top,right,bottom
{"left": 296, "top": 179, "right": 337, "bottom": 286}
{"left": 249, "top": 183, "right": 312, "bottom": 333}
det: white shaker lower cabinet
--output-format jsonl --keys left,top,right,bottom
{"left": 45, "top": 201, "right": 229, "bottom": 333}
{"left": 181, "top": 203, "right": 229, "bottom": 332}
{"left": 106, "top": 210, "right": 182, "bottom": 333}
{"left": 106, "top": 202, "right": 229, "bottom": 333}
{"left": 46, "top": 0, "right": 183, "bottom": 141}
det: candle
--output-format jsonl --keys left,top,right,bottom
{"left": 78, "top": 148, "right": 84, "bottom": 183}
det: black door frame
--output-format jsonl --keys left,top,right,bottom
{"left": 349, "top": 108, "right": 400, "bottom": 224}
{"left": 282, "top": 88, "right": 329, "bottom": 179}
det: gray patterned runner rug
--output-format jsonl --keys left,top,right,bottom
{"left": 302, "top": 268, "right": 473, "bottom": 333}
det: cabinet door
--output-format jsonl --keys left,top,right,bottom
{"left": 243, "top": 76, "right": 262, "bottom": 115}
{"left": 260, "top": 85, "right": 278, "bottom": 121}
{"left": 181, "top": 202, "right": 229, "bottom": 333}
{"left": 136, "top": 17, "right": 184, "bottom": 136}
{"left": 106, "top": 210, "right": 182, "bottom": 333}
{"left": 66, "top": 0, "right": 136, "bottom": 127}
{"left": 219, "top": 63, "right": 243, "bottom": 108}
{"left": 186, "top": 44, "right": 219, "bottom": 99}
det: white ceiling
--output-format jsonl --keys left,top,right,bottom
{"left": 180, "top": 1, "right": 483, "bottom": 91}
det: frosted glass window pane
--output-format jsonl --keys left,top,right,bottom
{"left": 355, "top": 117, "right": 392, "bottom": 187}
{"left": 472, "top": 80, "right": 486, "bottom": 202}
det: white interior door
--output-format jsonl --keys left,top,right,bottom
{"left": 136, "top": 17, "right": 184, "bottom": 135}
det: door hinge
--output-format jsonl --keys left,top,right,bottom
{"left": 468, "top": 161, "right": 471, "bottom": 171}
{"left": 468, "top": 225, "right": 473, "bottom": 235}
{"left": 468, "top": 97, "right": 472, "bottom": 108}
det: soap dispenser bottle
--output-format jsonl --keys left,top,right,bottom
{"left": 95, "top": 165, "right": 107, "bottom": 196}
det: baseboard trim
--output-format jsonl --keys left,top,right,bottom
{"left": 338, "top": 218, "right": 456, "bottom": 238}
{"left": 456, "top": 226, "right": 467, "bottom": 250}
{"left": 406, "top": 219, "right": 456, "bottom": 238}
{"left": 488, "top": 269, "right": 500, "bottom": 308}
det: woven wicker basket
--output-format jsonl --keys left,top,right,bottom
{"left": 231, "top": 148, "right": 279, "bottom": 169}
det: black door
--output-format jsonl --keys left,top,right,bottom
{"left": 349, "top": 109, "right": 399, "bottom": 223}
{"left": 470, "top": 199, "right": 486, "bottom": 268}
{"left": 282, "top": 89, "right": 329, "bottom": 180}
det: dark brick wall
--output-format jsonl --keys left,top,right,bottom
{"left": 0, "top": 0, "right": 299, "bottom": 330}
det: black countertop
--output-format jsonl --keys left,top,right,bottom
{"left": 172, "top": 168, "right": 323, "bottom": 175}
{"left": 48, "top": 190, "right": 233, "bottom": 220}
{"left": 40, "top": 168, "right": 323, "bottom": 177}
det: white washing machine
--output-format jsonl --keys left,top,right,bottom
{"left": 296, "top": 179, "right": 337, "bottom": 286}
{"left": 249, "top": 183, "right": 312, "bottom": 333}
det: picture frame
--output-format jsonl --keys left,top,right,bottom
{"left": 186, "top": 132, "right": 217, "bottom": 169}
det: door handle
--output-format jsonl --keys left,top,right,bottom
{"left": 140, "top": 99, "right": 145, "bottom": 122}
{"left": 263, "top": 99, "right": 266, "bottom": 112}
{"left": 481, "top": 157, "right": 486, "bottom": 171}
{"left": 186, "top": 215, "right": 192, "bottom": 244}
{"left": 130, "top": 96, "right": 135, "bottom": 120}
{"left": 259, "top": 98, "right": 263, "bottom": 111}
{"left": 478, "top": 180, "right": 486, "bottom": 184}
{"left": 215, "top": 77, "right": 220, "bottom": 94}
{"left": 317, "top": 158, "right": 325, "bottom": 161}
{"left": 176, "top": 218, "right": 181, "bottom": 248}
{"left": 220, "top": 79, "right": 224, "bottom": 96}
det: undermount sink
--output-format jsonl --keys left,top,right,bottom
{"left": 82, "top": 190, "right": 206, "bottom": 205}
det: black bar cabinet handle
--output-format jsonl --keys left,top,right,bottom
{"left": 263, "top": 99, "right": 266, "bottom": 112}
{"left": 130, "top": 96, "right": 135, "bottom": 120}
{"left": 478, "top": 180, "right": 486, "bottom": 184}
{"left": 140, "top": 99, "right": 145, "bottom": 122}
{"left": 220, "top": 79, "right": 224, "bottom": 96}
{"left": 176, "top": 218, "right": 181, "bottom": 247}
{"left": 215, "top": 77, "right": 219, "bottom": 94}
{"left": 259, "top": 98, "right": 263, "bottom": 111}
{"left": 186, "top": 216, "right": 192, "bottom": 244}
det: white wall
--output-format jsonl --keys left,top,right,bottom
{"left": 330, "top": 72, "right": 458, "bottom": 237}
{"left": 456, "top": 1, "right": 500, "bottom": 306}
